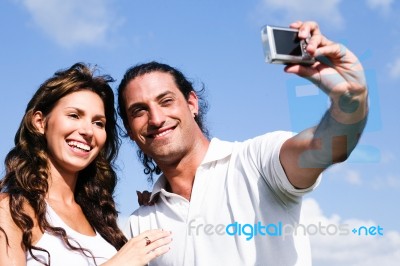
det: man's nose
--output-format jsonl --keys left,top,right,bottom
{"left": 148, "top": 106, "right": 166, "bottom": 127}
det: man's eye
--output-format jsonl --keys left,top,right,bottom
{"left": 161, "top": 98, "right": 173, "bottom": 105}
{"left": 131, "top": 108, "right": 146, "bottom": 117}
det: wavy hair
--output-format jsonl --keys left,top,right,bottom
{"left": 117, "top": 61, "right": 210, "bottom": 183}
{"left": 0, "top": 63, "right": 127, "bottom": 265}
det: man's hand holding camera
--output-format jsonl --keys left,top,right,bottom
{"left": 284, "top": 21, "right": 368, "bottom": 125}
{"left": 279, "top": 21, "right": 368, "bottom": 189}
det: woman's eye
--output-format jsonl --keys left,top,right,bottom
{"left": 93, "top": 121, "right": 105, "bottom": 128}
{"left": 68, "top": 113, "right": 79, "bottom": 119}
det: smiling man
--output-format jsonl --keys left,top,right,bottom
{"left": 118, "top": 21, "right": 368, "bottom": 265}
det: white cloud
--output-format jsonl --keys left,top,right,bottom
{"left": 347, "top": 145, "right": 381, "bottom": 163}
{"left": 370, "top": 174, "right": 400, "bottom": 190}
{"left": 388, "top": 57, "right": 400, "bottom": 79}
{"left": 301, "top": 198, "right": 400, "bottom": 266}
{"left": 386, "top": 175, "right": 400, "bottom": 188}
{"left": 20, "top": 0, "right": 122, "bottom": 48}
{"left": 380, "top": 150, "right": 396, "bottom": 164}
{"left": 344, "top": 170, "right": 363, "bottom": 185}
{"left": 366, "top": 0, "right": 394, "bottom": 13}
{"left": 329, "top": 165, "right": 400, "bottom": 190}
{"left": 326, "top": 167, "right": 363, "bottom": 186}
{"left": 258, "top": 0, "right": 344, "bottom": 28}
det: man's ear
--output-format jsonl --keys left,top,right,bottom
{"left": 187, "top": 91, "right": 199, "bottom": 117}
{"left": 32, "top": 111, "right": 45, "bottom": 134}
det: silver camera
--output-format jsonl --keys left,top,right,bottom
{"left": 261, "top": 25, "right": 315, "bottom": 65}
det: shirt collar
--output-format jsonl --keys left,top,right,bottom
{"left": 200, "top": 137, "right": 234, "bottom": 164}
{"left": 149, "top": 137, "right": 234, "bottom": 201}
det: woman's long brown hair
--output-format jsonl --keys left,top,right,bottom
{"left": 0, "top": 63, "right": 127, "bottom": 265}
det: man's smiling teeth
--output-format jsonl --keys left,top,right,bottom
{"left": 153, "top": 129, "right": 172, "bottom": 138}
{"left": 67, "top": 141, "right": 91, "bottom": 151}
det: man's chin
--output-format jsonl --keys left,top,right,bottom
{"left": 151, "top": 148, "right": 182, "bottom": 163}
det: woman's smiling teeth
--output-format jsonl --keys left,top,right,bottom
{"left": 67, "top": 141, "right": 91, "bottom": 152}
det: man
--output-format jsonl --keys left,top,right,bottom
{"left": 118, "top": 21, "right": 368, "bottom": 265}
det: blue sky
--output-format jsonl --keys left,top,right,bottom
{"left": 1, "top": 0, "right": 399, "bottom": 265}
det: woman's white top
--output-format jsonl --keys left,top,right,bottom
{"left": 26, "top": 204, "right": 117, "bottom": 265}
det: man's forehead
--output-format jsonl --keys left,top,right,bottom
{"left": 126, "top": 72, "right": 182, "bottom": 99}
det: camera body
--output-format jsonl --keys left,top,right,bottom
{"left": 261, "top": 25, "right": 315, "bottom": 65}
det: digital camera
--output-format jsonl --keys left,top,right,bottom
{"left": 261, "top": 25, "right": 315, "bottom": 65}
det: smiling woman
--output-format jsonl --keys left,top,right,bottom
{"left": 33, "top": 90, "right": 108, "bottom": 175}
{"left": 0, "top": 63, "right": 171, "bottom": 266}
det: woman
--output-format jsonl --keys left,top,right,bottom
{"left": 0, "top": 63, "right": 171, "bottom": 265}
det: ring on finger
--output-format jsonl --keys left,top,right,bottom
{"left": 144, "top": 236, "right": 151, "bottom": 246}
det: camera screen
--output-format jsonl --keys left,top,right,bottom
{"left": 273, "top": 29, "right": 302, "bottom": 56}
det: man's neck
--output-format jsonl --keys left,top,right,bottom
{"left": 165, "top": 175, "right": 195, "bottom": 201}
{"left": 160, "top": 136, "right": 210, "bottom": 201}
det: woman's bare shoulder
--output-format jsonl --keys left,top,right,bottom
{"left": 0, "top": 193, "right": 28, "bottom": 266}
{"left": 0, "top": 193, "right": 11, "bottom": 212}
{"left": 0, "top": 193, "right": 36, "bottom": 225}
{"left": 0, "top": 193, "right": 16, "bottom": 228}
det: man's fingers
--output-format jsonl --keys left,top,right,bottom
{"left": 290, "top": 21, "right": 322, "bottom": 38}
{"left": 314, "top": 43, "right": 347, "bottom": 60}
{"left": 284, "top": 63, "right": 319, "bottom": 79}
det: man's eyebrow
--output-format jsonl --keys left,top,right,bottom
{"left": 155, "top": 90, "right": 176, "bottom": 100}
{"left": 127, "top": 102, "right": 145, "bottom": 113}
{"left": 127, "top": 90, "right": 177, "bottom": 111}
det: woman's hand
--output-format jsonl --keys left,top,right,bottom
{"left": 103, "top": 229, "right": 172, "bottom": 266}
